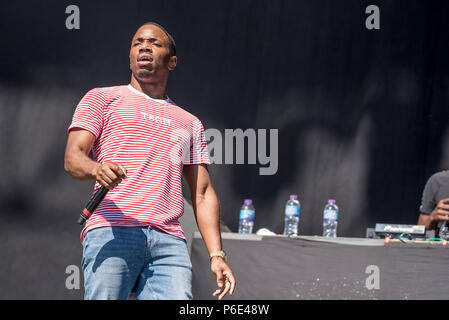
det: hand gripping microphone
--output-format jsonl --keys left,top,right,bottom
{"left": 77, "top": 186, "right": 109, "bottom": 225}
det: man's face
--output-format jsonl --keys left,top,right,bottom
{"left": 129, "top": 24, "right": 176, "bottom": 82}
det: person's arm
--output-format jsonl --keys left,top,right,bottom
{"left": 418, "top": 213, "right": 436, "bottom": 230}
{"left": 64, "top": 128, "right": 127, "bottom": 189}
{"left": 183, "top": 164, "right": 236, "bottom": 300}
{"left": 417, "top": 198, "right": 449, "bottom": 230}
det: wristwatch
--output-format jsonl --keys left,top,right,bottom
{"left": 209, "top": 250, "right": 226, "bottom": 262}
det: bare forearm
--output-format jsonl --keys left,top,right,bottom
{"left": 418, "top": 214, "right": 436, "bottom": 230}
{"left": 64, "top": 149, "right": 100, "bottom": 181}
{"left": 193, "top": 188, "right": 223, "bottom": 254}
{"left": 183, "top": 164, "right": 236, "bottom": 299}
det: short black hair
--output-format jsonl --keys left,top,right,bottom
{"left": 140, "top": 22, "right": 176, "bottom": 56}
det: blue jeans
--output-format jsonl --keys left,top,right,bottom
{"left": 81, "top": 225, "right": 193, "bottom": 300}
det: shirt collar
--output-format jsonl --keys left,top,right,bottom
{"left": 127, "top": 84, "right": 172, "bottom": 104}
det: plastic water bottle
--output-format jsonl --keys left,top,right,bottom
{"left": 283, "top": 195, "right": 300, "bottom": 236}
{"left": 238, "top": 199, "right": 255, "bottom": 234}
{"left": 439, "top": 221, "right": 449, "bottom": 240}
{"left": 323, "top": 199, "right": 338, "bottom": 237}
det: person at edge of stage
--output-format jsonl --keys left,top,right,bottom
{"left": 417, "top": 171, "right": 449, "bottom": 236}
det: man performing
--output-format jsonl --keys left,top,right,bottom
{"left": 417, "top": 171, "right": 449, "bottom": 234}
{"left": 64, "top": 22, "right": 236, "bottom": 300}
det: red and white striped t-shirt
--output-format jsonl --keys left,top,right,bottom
{"left": 68, "top": 84, "right": 210, "bottom": 242}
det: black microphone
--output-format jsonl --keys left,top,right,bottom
{"left": 77, "top": 186, "right": 109, "bottom": 225}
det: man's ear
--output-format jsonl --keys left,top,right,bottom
{"left": 168, "top": 56, "right": 177, "bottom": 71}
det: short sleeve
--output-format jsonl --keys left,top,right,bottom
{"left": 183, "top": 120, "right": 211, "bottom": 165}
{"left": 419, "top": 174, "right": 438, "bottom": 214}
{"left": 67, "top": 88, "right": 106, "bottom": 138}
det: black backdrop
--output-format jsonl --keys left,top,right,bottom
{"left": 1, "top": 0, "right": 449, "bottom": 299}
